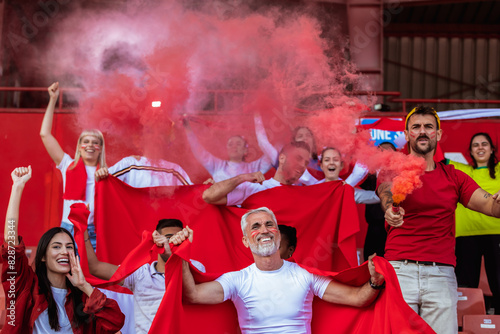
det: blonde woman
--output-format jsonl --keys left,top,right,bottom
{"left": 40, "top": 82, "right": 107, "bottom": 250}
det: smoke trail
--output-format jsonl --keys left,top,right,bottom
{"left": 307, "top": 103, "right": 426, "bottom": 201}
{"left": 35, "top": 0, "right": 357, "bottom": 182}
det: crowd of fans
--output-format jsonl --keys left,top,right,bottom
{"left": 2, "top": 84, "right": 500, "bottom": 334}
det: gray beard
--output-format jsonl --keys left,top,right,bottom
{"left": 249, "top": 240, "right": 279, "bottom": 257}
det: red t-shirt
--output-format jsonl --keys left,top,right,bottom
{"left": 384, "top": 162, "right": 479, "bottom": 266}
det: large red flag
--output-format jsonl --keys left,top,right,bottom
{"left": 149, "top": 241, "right": 435, "bottom": 333}
{"left": 92, "top": 177, "right": 359, "bottom": 273}
{"left": 75, "top": 176, "right": 434, "bottom": 333}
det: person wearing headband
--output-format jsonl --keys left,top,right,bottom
{"left": 377, "top": 105, "right": 500, "bottom": 333}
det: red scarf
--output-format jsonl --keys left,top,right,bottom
{"left": 63, "top": 158, "right": 97, "bottom": 201}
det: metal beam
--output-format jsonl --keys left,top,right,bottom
{"left": 383, "top": 0, "right": 486, "bottom": 5}
{"left": 0, "top": 0, "right": 5, "bottom": 78}
{"left": 385, "top": 23, "right": 500, "bottom": 36}
{"left": 314, "top": 0, "right": 485, "bottom": 5}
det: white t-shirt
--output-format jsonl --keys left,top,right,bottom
{"left": 226, "top": 178, "right": 281, "bottom": 206}
{"left": 33, "top": 287, "right": 73, "bottom": 334}
{"left": 186, "top": 130, "right": 273, "bottom": 182}
{"left": 216, "top": 261, "right": 331, "bottom": 334}
{"left": 57, "top": 153, "right": 96, "bottom": 227}
{"left": 108, "top": 156, "right": 192, "bottom": 187}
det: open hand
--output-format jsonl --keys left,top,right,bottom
{"left": 66, "top": 251, "right": 93, "bottom": 296}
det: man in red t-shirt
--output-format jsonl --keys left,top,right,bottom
{"left": 377, "top": 106, "right": 500, "bottom": 334}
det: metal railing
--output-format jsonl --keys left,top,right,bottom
{"left": 0, "top": 86, "right": 498, "bottom": 115}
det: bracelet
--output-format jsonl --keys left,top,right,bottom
{"left": 84, "top": 238, "right": 90, "bottom": 243}
{"left": 369, "top": 278, "right": 386, "bottom": 290}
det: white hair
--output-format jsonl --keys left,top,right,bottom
{"left": 240, "top": 207, "right": 278, "bottom": 236}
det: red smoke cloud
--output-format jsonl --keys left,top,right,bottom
{"left": 37, "top": 1, "right": 358, "bottom": 181}
{"left": 38, "top": 0, "right": 426, "bottom": 190}
{"left": 307, "top": 103, "right": 426, "bottom": 201}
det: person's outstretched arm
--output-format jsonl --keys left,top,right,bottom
{"left": 321, "top": 254, "right": 385, "bottom": 308}
{"left": 467, "top": 188, "right": 500, "bottom": 218}
{"left": 345, "top": 162, "right": 369, "bottom": 187}
{"left": 184, "top": 118, "right": 222, "bottom": 175}
{"left": 84, "top": 230, "right": 119, "bottom": 281}
{"left": 169, "top": 227, "right": 225, "bottom": 304}
{"left": 202, "top": 172, "right": 265, "bottom": 205}
{"left": 4, "top": 166, "right": 32, "bottom": 246}
{"left": 254, "top": 113, "right": 279, "bottom": 166}
{"left": 40, "top": 82, "right": 64, "bottom": 165}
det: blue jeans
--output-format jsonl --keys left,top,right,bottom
{"left": 390, "top": 260, "right": 458, "bottom": 334}
{"left": 60, "top": 222, "right": 97, "bottom": 251}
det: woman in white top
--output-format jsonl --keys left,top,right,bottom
{"left": 255, "top": 115, "right": 367, "bottom": 186}
{"left": 2, "top": 166, "right": 124, "bottom": 333}
{"left": 40, "top": 82, "right": 107, "bottom": 250}
{"left": 317, "top": 147, "right": 379, "bottom": 205}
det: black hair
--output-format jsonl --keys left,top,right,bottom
{"left": 156, "top": 218, "right": 184, "bottom": 231}
{"left": 469, "top": 132, "right": 498, "bottom": 179}
{"left": 35, "top": 227, "right": 89, "bottom": 331}
{"left": 378, "top": 142, "right": 396, "bottom": 151}
{"left": 278, "top": 224, "right": 297, "bottom": 249}
{"left": 405, "top": 106, "right": 440, "bottom": 130}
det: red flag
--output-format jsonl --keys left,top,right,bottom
{"left": 92, "top": 176, "right": 359, "bottom": 273}
{"left": 84, "top": 176, "right": 434, "bottom": 333}
{"left": 149, "top": 241, "right": 435, "bottom": 333}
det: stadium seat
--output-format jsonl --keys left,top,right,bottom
{"left": 0, "top": 309, "right": 6, "bottom": 329}
{"left": 462, "top": 315, "right": 500, "bottom": 333}
{"left": 478, "top": 256, "right": 493, "bottom": 297}
{"left": 25, "top": 246, "right": 37, "bottom": 267}
{"left": 458, "top": 288, "right": 486, "bottom": 328}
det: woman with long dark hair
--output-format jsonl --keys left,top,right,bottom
{"left": 2, "top": 166, "right": 124, "bottom": 333}
{"left": 447, "top": 132, "right": 500, "bottom": 314}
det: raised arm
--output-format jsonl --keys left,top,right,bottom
{"left": 202, "top": 172, "right": 265, "bottom": 205}
{"left": 321, "top": 254, "right": 385, "bottom": 308}
{"left": 345, "top": 162, "right": 369, "bottom": 187}
{"left": 169, "top": 227, "right": 225, "bottom": 304}
{"left": 40, "top": 82, "right": 64, "bottom": 165}
{"left": 184, "top": 119, "right": 221, "bottom": 175}
{"left": 467, "top": 188, "right": 500, "bottom": 218}
{"left": 66, "top": 252, "right": 125, "bottom": 330}
{"left": 4, "top": 166, "right": 32, "bottom": 246}
{"left": 254, "top": 113, "right": 279, "bottom": 166}
{"left": 84, "top": 230, "right": 119, "bottom": 281}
